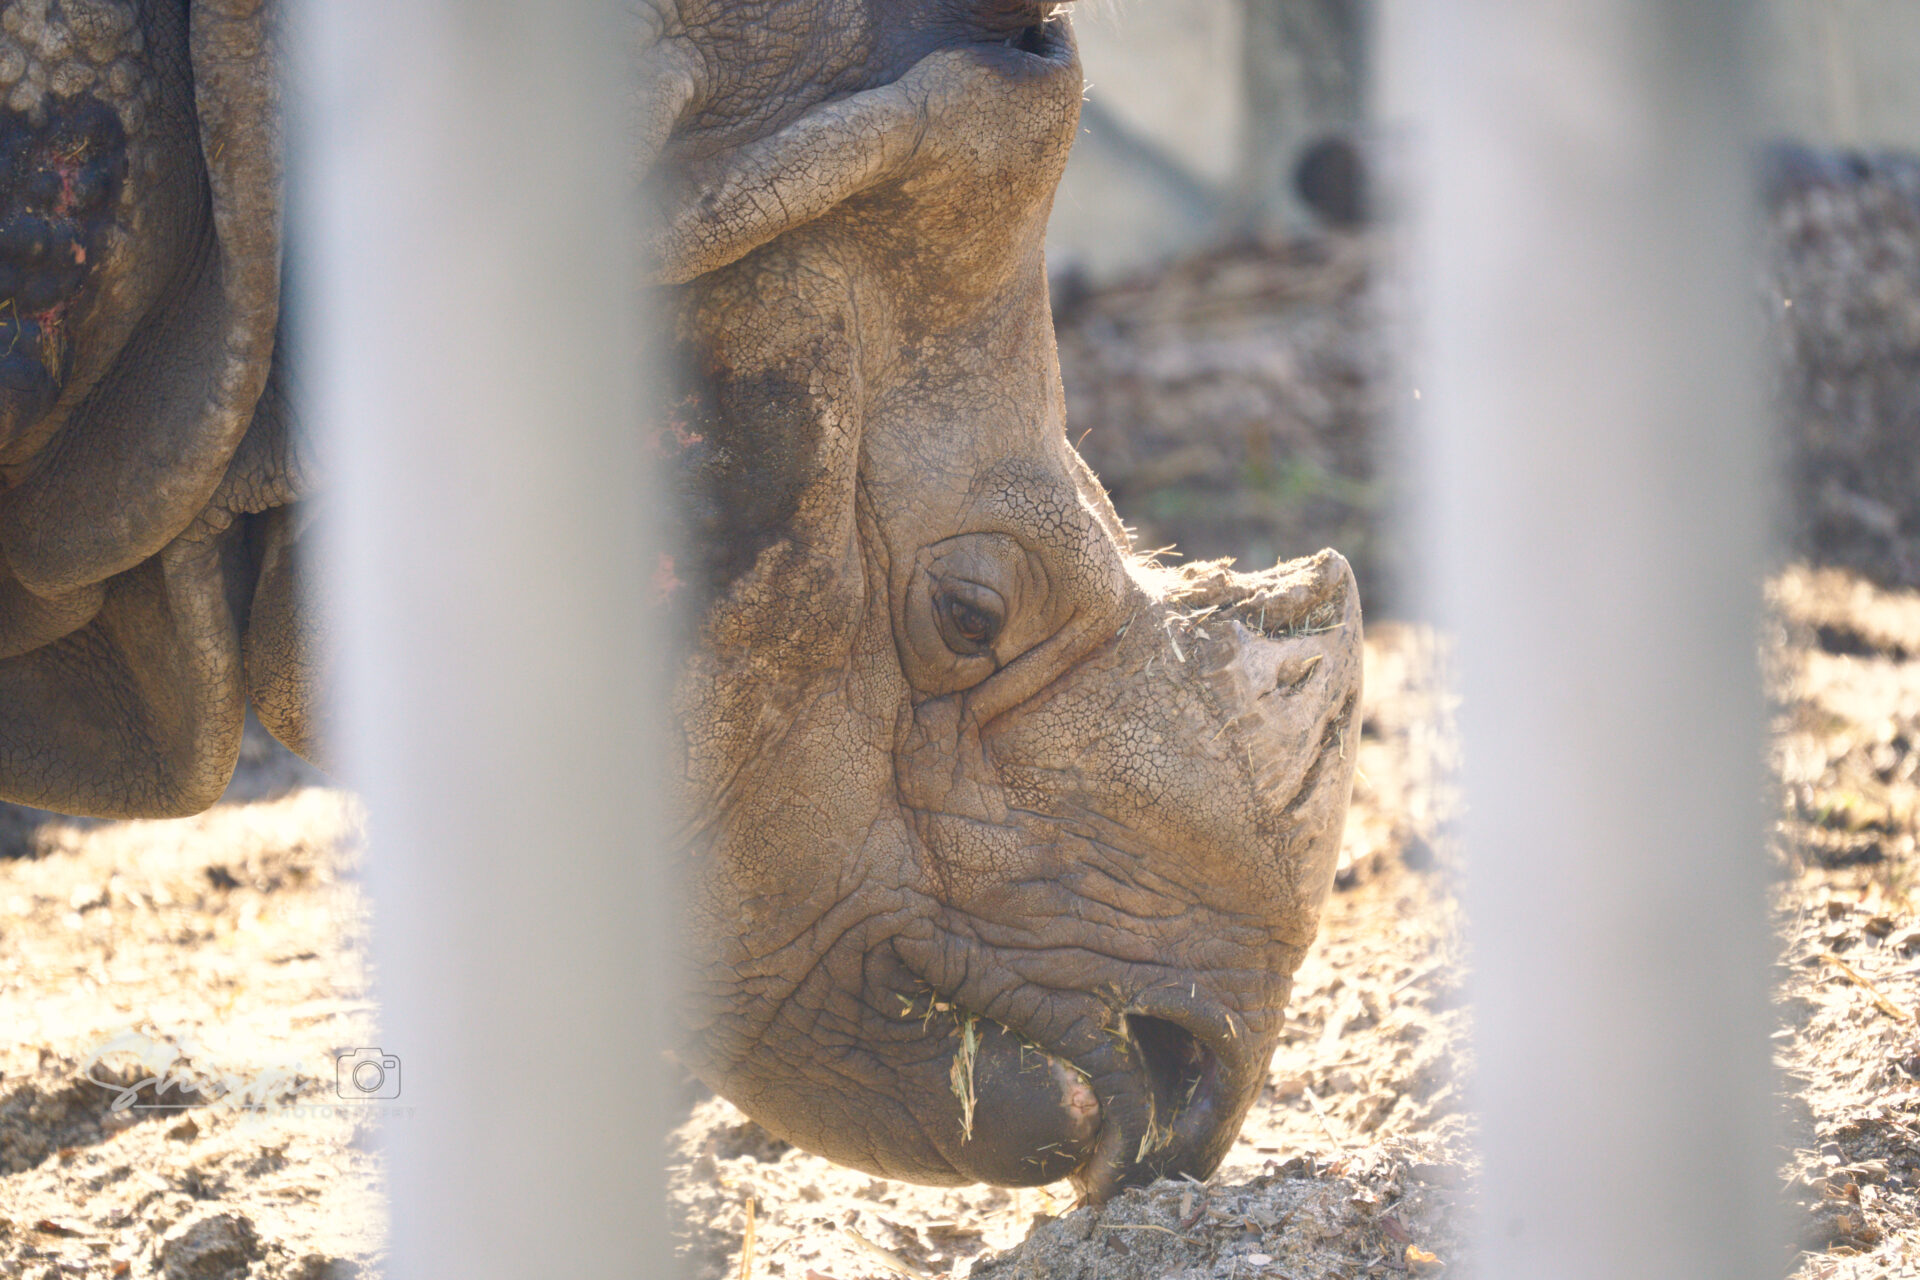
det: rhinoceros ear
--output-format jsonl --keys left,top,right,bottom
{"left": 0, "top": 0, "right": 283, "bottom": 595}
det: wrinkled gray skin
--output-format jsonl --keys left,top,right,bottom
{"left": 0, "top": 0, "right": 316, "bottom": 816}
{"left": 0, "top": 0, "right": 1362, "bottom": 1200}
{"left": 648, "top": 0, "right": 1362, "bottom": 1198}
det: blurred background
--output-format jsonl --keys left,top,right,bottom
{"left": 1046, "top": 0, "right": 1920, "bottom": 613}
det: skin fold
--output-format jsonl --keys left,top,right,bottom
{"left": 0, "top": 0, "right": 1363, "bottom": 1199}
{"left": 0, "top": 0, "right": 312, "bottom": 815}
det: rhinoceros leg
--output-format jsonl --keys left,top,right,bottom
{"left": 242, "top": 502, "right": 328, "bottom": 765}
{"left": 0, "top": 525, "right": 244, "bottom": 818}
{"left": 0, "top": 566, "right": 103, "bottom": 660}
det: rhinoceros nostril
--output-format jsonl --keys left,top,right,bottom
{"left": 1066, "top": 1010, "right": 1243, "bottom": 1201}
{"left": 1129, "top": 1014, "right": 1214, "bottom": 1131}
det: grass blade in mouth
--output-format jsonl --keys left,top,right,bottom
{"left": 949, "top": 1012, "right": 980, "bottom": 1142}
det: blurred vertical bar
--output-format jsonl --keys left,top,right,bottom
{"left": 1386, "top": 4, "right": 1778, "bottom": 1277}
{"left": 295, "top": 3, "right": 664, "bottom": 1277}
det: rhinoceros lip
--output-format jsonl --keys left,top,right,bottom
{"left": 903, "top": 967, "right": 1251, "bottom": 1196}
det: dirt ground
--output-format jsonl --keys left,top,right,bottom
{"left": 1768, "top": 566, "right": 1920, "bottom": 1275}
{"left": 0, "top": 734, "right": 384, "bottom": 1279}
{"left": 5, "top": 147, "right": 1920, "bottom": 1278}
{"left": 13, "top": 576, "right": 1919, "bottom": 1280}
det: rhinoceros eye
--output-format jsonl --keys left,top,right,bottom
{"left": 902, "top": 534, "right": 1042, "bottom": 694}
{"left": 934, "top": 582, "right": 1005, "bottom": 656}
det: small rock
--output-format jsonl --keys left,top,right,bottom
{"left": 1353, "top": 1092, "right": 1398, "bottom": 1134}
{"left": 157, "top": 1211, "right": 258, "bottom": 1280}
{"left": 1270, "top": 1075, "right": 1308, "bottom": 1100}
{"left": 1844, "top": 1159, "right": 1890, "bottom": 1184}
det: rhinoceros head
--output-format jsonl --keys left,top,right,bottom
{"left": 649, "top": 0, "right": 1363, "bottom": 1197}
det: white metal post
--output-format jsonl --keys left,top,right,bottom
{"left": 297, "top": 4, "right": 667, "bottom": 1275}
{"left": 1388, "top": 4, "right": 1780, "bottom": 1275}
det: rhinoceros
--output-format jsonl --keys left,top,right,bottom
{"left": 643, "top": 0, "right": 1363, "bottom": 1196}
{"left": 0, "top": 0, "right": 306, "bottom": 815}
{"left": 0, "top": 0, "right": 1362, "bottom": 1200}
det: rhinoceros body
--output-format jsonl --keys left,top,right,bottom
{"left": 0, "top": 0, "right": 310, "bottom": 816}
{"left": 0, "top": 0, "right": 1361, "bottom": 1198}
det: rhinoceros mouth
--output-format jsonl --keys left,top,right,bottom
{"left": 893, "top": 952, "right": 1263, "bottom": 1194}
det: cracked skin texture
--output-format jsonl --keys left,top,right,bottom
{"left": 0, "top": 0, "right": 316, "bottom": 815}
{"left": 0, "top": 0, "right": 1365, "bottom": 1200}
{"left": 651, "top": 1, "right": 1363, "bottom": 1198}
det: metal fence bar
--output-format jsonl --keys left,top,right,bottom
{"left": 1387, "top": 4, "right": 1780, "bottom": 1275}
{"left": 296, "top": 4, "right": 665, "bottom": 1275}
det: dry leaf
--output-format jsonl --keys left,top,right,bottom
{"left": 841, "top": 1226, "right": 927, "bottom": 1278}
